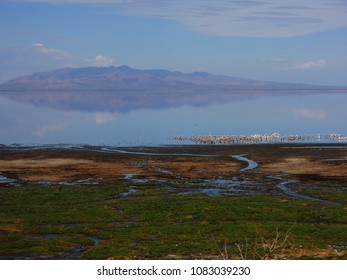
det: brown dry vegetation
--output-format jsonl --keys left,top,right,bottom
{"left": 0, "top": 156, "right": 240, "bottom": 182}
{"left": 0, "top": 153, "right": 145, "bottom": 182}
{"left": 0, "top": 149, "right": 242, "bottom": 182}
{"left": 145, "top": 157, "right": 240, "bottom": 178}
{"left": 0, "top": 144, "right": 346, "bottom": 182}
{"left": 259, "top": 157, "right": 347, "bottom": 177}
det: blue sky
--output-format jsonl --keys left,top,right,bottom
{"left": 0, "top": 0, "right": 347, "bottom": 85}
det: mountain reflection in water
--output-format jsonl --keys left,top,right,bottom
{"left": 0, "top": 90, "right": 346, "bottom": 146}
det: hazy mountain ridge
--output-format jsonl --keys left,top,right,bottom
{"left": 0, "top": 65, "right": 327, "bottom": 91}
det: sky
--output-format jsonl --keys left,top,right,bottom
{"left": 0, "top": 0, "right": 347, "bottom": 85}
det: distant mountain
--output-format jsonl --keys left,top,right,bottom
{"left": 1, "top": 65, "right": 346, "bottom": 113}
{"left": 0, "top": 65, "right": 329, "bottom": 91}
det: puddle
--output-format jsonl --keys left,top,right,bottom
{"left": 154, "top": 167, "right": 176, "bottom": 175}
{"left": 36, "top": 178, "right": 100, "bottom": 186}
{"left": 196, "top": 188, "right": 221, "bottom": 196}
{"left": 179, "top": 186, "right": 249, "bottom": 197}
{"left": 203, "top": 178, "right": 242, "bottom": 188}
{"left": 113, "top": 187, "right": 139, "bottom": 199}
{"left": 121, "top": 174, "right": 150, "bottom": 183}
{"left": 161, "top": 177, "right": 255, "bottom": 197}
{"left": 123, "top": 174, "right": 136, "bottom": 180}
{"left": 0, "top": 173, "right": 20, "bottom": 186}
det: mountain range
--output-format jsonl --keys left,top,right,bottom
{"left": 1, "top": 65, "right": 346, "bottom": 112}
{"left": 0, "top": 65, "right": 334, "bottom": 91}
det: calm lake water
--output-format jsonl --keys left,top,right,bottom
{"left": 0, "top": 90, "right": 346, "bottom": 146}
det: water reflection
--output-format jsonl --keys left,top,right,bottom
{"left": 0, "top": 90, "right": 346, "bottom": 146}
{"left": 1, "top": 90, "right": 259, "bottom": 112}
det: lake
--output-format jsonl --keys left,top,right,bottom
{"left": 0, "top": 90, "right": 346, "bottom": 146}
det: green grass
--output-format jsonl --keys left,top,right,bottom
{"left": 1, "top": 182, "right": 346, "bottom": 259}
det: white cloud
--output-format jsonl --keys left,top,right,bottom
{"left": 92, "top": 112, "right": 116, "bottom": 125}
{"left": 13, "top": 1, "right": 347, "bottom": 37}
{"left": 291, "top": 59, "right": 327, "bottom": 70}
{"left": 293, "top": 108, "right": 326, "bottom": 120}
{"left": 97, "top": 1, "right": 347, "bottom": 38}
{"left": 86, "top": 55, "right": 116, "bottom": 67}
{"left": 31, "top": 44, "right": 116, "bottom": 67}
{"left": 31, "top": 43, "right": 70, "bottom": 58}
{"left": 0, "top": 43, "right": 119, "bottom": 82}
{"left": 0, "top": 44, "right": 78, "bottom": 82}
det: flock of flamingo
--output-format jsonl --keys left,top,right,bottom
{"left": 169, "top": 133, "right": 347, "bottom": 145}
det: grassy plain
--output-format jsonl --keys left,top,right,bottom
{"left": 0, "top": 144, "right": 346, "bottom": 259}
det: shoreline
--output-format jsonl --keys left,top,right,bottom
{"left": 2, "top": 141, "right": 347, "bottom": 149}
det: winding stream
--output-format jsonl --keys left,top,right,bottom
{"left": 99, "top": 147, "right": 213, "bottom": 157}
{"left": 267, "top": 175, "right": 340, "bottom": 205}
{"left": 232, "top": 155, "right": 258, "bottom": 171}
{"left": 231, "top": 155, "right": 340, "bottom": 205}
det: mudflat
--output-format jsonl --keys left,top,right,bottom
{"left": 0, "top": 144, "right": 346, "bottom": 259}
